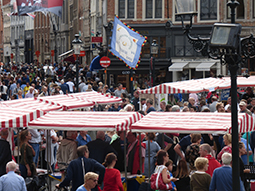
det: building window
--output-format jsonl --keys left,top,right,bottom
{"left": 119, "top": 0, "right": 134, "bottom": 19}
{"left": 128, "top": 0, "right": 134, "bottom": 18}
{"left": 227, "top": 0, "right": 244, "bottom": 19}
{"left": 174, "top": 36, "right": 194, "bottom": 57}
{"left": 146, "top": 0, "right": 162, "bottom": 19}
{"left": 254, "top": 0, "right": 255, "bottom": 18}
{"left": 155, "top": 0, "right": 162, "bottom": 18}
{"left": 200, "top": 0, "right": 217, "bottom": 20}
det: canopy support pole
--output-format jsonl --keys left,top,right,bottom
{"left": 124, "top": 131, "right": 127, "bottom": 187}
{"left": 17, "top": 128, "right": 20, "bottom": 164}
{"left": 148, "top": 138, "right": 151, "bottom": 179}
{"left": 139, "top": 133, "right": 142, "bottom": 174}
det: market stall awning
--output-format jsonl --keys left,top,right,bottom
{"left": 28, "top": 111, "right": 143, "bottom": 131}
{"left": 35, "top": 95, "right": 95, "bottom": 110}
{"left": 58, "top": 49, "right": 73, "bottom": 58}
{"left": 131, "top": 112, "right": 254, "bottom": 134}
{"left": 70, "top": 91, "right": 122, "bottom": 104}
{"left": 196, "top": 62, "right": 216, "bottom": 71}
{"left": 137, "top": 76, "right": 255, "bottom": 94}
{"left": 168, "top": 62, "right": 189, "bottom": 71}
{"left": 1, "top": 98, "right": 62, "bottom": 113}
{"left": 138, "top": 77, "right": 229, "bottom": 94}
{"left": 0, "top": 107, "right": 44, "bottom": 128}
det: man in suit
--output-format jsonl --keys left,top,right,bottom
{"left": 0, "top": 129, "right": 12, "bottom": 177}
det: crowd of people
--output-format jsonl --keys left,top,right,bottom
{"left": 0, "top": 60, "right": 255, "bottom": 191}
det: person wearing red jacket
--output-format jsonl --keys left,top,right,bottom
{"left": 199, "top": 143, "right": 221, "bottom": 176}
{"left": 103, "top": 153, "right": 124, "bottom": 191}
{"left": 126, "top": 132, "right": 146, "bottom": 174}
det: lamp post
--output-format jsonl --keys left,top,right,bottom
{"left": 150, "top": 40, "right": 158, "bottom": 87}
{"left": 72, "top": 34, "right": 83, "bottom": 93}
{"left": 174, "top": 0, "right": 255, "bottom": 190}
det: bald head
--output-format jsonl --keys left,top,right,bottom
{"left": 96, "top": 131, "right": 105, "bottom": 140}
{"left": 6, "top": 161, "right": 18, "bottom": 173}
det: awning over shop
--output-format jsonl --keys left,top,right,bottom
{"left": 35, "top": 95, "right": 95, "bottom": 110}
{"left": 28, "top": 111, "right": 143, "bottom": 131}
{"left": 196, "top": 62, "right": 216, "bottom": 71}
{"left": 1, "top": 98, "right": 62, "bottom": 113}
{"left": 137, "top": 76, "right": 255, "bottom": 94}
{"left": 0, "top": 107, "right": 44, "bottom": 128}
{"left": 90, "top": 55, "right": 103, "bottom": 71}
{"left": 131, "top": 112, "right": 255, "bottom": 134}
{"left": 58, "top": 49, "right": 73, "bottom": 58}
{"left": 63, "top": 54, "right": 75, "bottom": 63}
{"left": 70, "top": 91, "right": 122, "bottom": 104}
{"left": 168, "top": 62, "right": 189, "bottom": 71}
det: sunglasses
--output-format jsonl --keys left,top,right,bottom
{"left": 90, "top": 179, "right": 98, "bottom": 183}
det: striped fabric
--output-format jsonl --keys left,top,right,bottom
{"left": 69, "top": 91, "right": 122, "bottom": 104}
{"left": 137, "top": 76, "right": 255, "bottom": 94}
{"left": 0, "top": 107, "right": 44, "bottom": 128}
{"left": 35, "top": 95, "right": 95, "bottom": 110}
{"left": 28, "top": 111, "right": 143, "bottom": 131}
{"left": 131, "top": 112, "right": 255, "bottom": 134}
{"left": 1, "top": 98, "right": 62, "bottom": 113}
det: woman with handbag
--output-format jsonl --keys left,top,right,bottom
{"left": 19, "top": 129, "right": 36, "bottom": 178}
{"left": 151, "top": 150, "right": 177, "bottom": 191}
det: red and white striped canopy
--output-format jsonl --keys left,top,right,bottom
{"left": 70, "top": 91, "right": 122, "bottom": 104}
{"left": 35, "top": 95, "right": 94, "bottom": 110}
{"left": 1, "top": 98, "right": 62, "bottom": 113}
{"left": 0, "top": 107, "right": 44, "bottom": 128}
{"left": 28, "top": 111, "right": 143, "bottom": 131}
{"left": 137, "top": 76, "right": 255, "bottom": 94}
{"left": 131, "top": 112, "right": 255, "bottom": 134}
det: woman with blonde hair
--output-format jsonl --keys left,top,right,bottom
{"left": 19, "top": 129, "right": 36, "bottom": 178}
{"left": 190, "top": 157, "right": 211, "bottom": 191}
{"left": 86, "top": 84, "right": 93, "bottom": 92}
{"left": 217, "top": 133, "right": 232, "bottom": 162}
{"left": 76, "top": 172, "right": 99, "bottom": 191}
{"left": 17, "top": 90, "right": 24, "bottom": 99}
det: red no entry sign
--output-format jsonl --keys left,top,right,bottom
{"left": 100, "top": 56, "right": 111, "bottom": 68}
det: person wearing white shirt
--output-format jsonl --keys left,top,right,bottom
{"left": 66, "top": 78, "right": 75, "bottom": 93}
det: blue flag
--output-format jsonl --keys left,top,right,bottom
{"left": 110, "top": 16, "right": 145, "bottom": 68}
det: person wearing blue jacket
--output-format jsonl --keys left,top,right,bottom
{"left": 56, "top": 145, "right": 105, "bottom": 191}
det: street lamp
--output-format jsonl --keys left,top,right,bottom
{"left": 174, "top": 0, "right": 255, "bottom": 190}
{"left": 72, "top": 34, "right": 83, "bottom": 93}
{"left": 150, "top": 39, "right": 158, "bottom": 87}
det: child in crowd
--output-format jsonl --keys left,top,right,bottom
{"left": 165, "top": 159, "right": 177, "bottom": 191}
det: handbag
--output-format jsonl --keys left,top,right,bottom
{"left": 150, "top": 166, "right": 172, "bottom": 190}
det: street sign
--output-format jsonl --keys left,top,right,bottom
{"left": 92, "top": 37, "right": 103, "bottom": 43}
{"left": 10, "top": 53, "right": 13, "bottom": 59}
{"left": 35, "top": 51, "right": 40, "bottom": 57}
{"left": 100, "top": 56, "right": 111, "bottom": 68}
{"left": 80, "top": 50, "right": 85, "bottom": 57}
{"left": 51, "top": 50, "right": 54, "bottom": 56}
